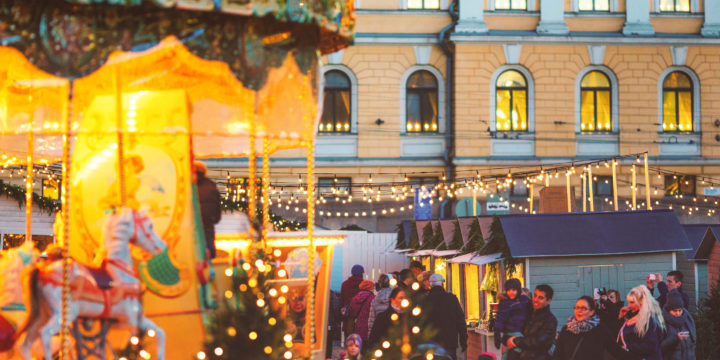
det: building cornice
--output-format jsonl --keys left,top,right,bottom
{"left": 450, "top": 33, "right": 720, "bottom": 46}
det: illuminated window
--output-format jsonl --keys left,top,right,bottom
{"left": 511, "top": 180, "right": 528, "bottom": 197}
{"left": 579, "top": 0, "right": 609, "bottom": 11}
{"left": 319, "top": 70, "right": 351, "bottom": 133}
{"left": 664, "top": 175, "right": 695, "bottom": 197}
{"left": 408, "top": 0, "right": 440, "bottom": 9}
{"left": 406, "top": 71, "right": 439, "bottom": 133}
{"left": 495, "top": 70, "right": 528, "bottom": 132}
{"left": 318, "top": 177, "right": 351, "bottom": 198}
{"left": 464, "top": 264, "right": 480, "bottom": 322}
{"left": 593, "top": 176, "right": 613, "bottom": 197}
{"left": 450, "top": 263, "right": 464, "bottom": 303}
{"left": 659, "top": 0, "right": 691, "bottom": 12}
{"left": 580, "top": 71, "right": 611, "bottom": 132}
{"left": 2, "top": 234, "right": 55, "bottom": 251}
{"left": 662, "top": 72, "right": 693, "bottom": 132}
{"left": 495, "top": 0, "right": 527, "bottom": 10}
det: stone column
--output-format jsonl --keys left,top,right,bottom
{"left": 702, "top": 0, "right": 720, "bottom": 37}
{"left": 537, "top": 0, "right": 569, "bottom": 35}
{"left": 622, "top": 0, "right": 654, "bottom": 36}
{"left": 455, "top": 0, "right": 488, "bottom": 34}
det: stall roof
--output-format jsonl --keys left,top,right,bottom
{"left": 498, "top": 210, "right": 692, "bottom": 258}
{"left": 682, "top": 225, "right": 716, "bottom": 260}
{"left": 406, "top": 249, "right": 433, "bottom": 257}
{"left": 457, "top": 217, "right": 475, "bottom": 244}
{"left": 440, "top": 219, "right": 456, "bottom": 247}
{"left": 430, "top": 249, "right": 459, "bottom": 257}
{"left": 447, "top": 252, "right": 502, "bottom": 265}
{"left": 695, "top": 225, "right": 720, "bottom": 260}
{"left": 477, "top": 217, "right": 494, "bottom": 240}
{"left": 415, "top": 220, "right": 431, "bottom": 246}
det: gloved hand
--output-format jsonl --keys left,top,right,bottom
{"left": 494, "top": 332, "right": 502, "bottom": 349}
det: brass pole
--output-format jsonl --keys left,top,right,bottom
{"left": 529, "top": 183, "right": 533, "bottom": 213}
{"left": 304, "top": 138, "right": 316, "bottom": 351}
{"left": 582, "top": 171, "right": 586, "bottom": 212}
{"left": 566, "top": 172, "right": 572, "bottom": 212}
{"left": 588, "top": 166, "right": 594, "bottom": 211}
{"left": 644, "top": 153, "right": 651, "bottom": 210}
{"left": 261, "top": 136, "right": 270, "bottom": 249}
{"left": 612, "top": 159, "right": 618, "bottom": 211}
{"left": 114, "top": 69, "right": 126, "bottom": 206}
{"left": 472, "top": 187, "right": 477, "bottom": 216}
{"left": 248, "top": 116, "right": 257, "bottom": 240}
{"left": 59, "top": 81, "right": 72, "bottom": 360}
{"left": 632, "top": 164, "right": 637, "bottom": 210}
{"left": 25, "top": 90, "right": 33, "bottom": 243}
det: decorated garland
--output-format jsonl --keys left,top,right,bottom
{"left": 220, "top": 197, "right": 306, "bottom": 232}
{"left": 0, "top": 180, "right": 60, "bottom": 214}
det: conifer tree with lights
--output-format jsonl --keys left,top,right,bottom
{"left": 408, "top": 221, "right": 420, "bottom": 249}
{"left": 200, "top": 245, "right": 296, "bottom": 360}
{"left": 396, "top": 222, "right": 407, "bottom": 249}
{"left": 479, "top": 216, "right": 520, "bottom": 276}
{"left": 420, "top": 222, "right": 436, "bottom": 250}
{"left": 464, "top": 218, "right": 484, "bottom": 254}
{"left": 449, "top": 220, "right": 463, "bottom": 250}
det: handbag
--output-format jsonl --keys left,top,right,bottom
{"left": 341, "top": 292, "right": 372, "bottom": 333}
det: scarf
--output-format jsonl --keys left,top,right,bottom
{"left": 565, "top": 314, "right": 600, "bottom": 335}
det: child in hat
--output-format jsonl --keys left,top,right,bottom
{"left": 338, "top": 333, "right": 363, "bottom": 360}
{"left": 661, "top": 289, "right": 696, "bottom": 360}
{"left": 494, "top": 278, "right": 531, "bottom": 359}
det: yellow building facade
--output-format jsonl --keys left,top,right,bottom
{"left": 209, "top": 0, "right": 720, "bottom": 231}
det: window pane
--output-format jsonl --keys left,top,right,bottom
{"left": 319, "top": 93, "right": 334, "bottom": 132}
{"left": 581, "top": 71, "right": 610, "bottom": 88}
{"left": 464, "top": 265, "right": 480, "bottom": 321}
{"left": 659, "top": 0, "right": 675, "bottom": 11}
{"left": 424, "top": 0, "right": 440, "bottom": 9}
{"left": 595, "top": 0, "right": 610, "bottom": 10}
{"left": 578, "top": 0, "right": 594, "bottom": 10}
{"left": 676, "top": 0, "right": 690, "bottom": 12}
{"left": 420, "top": 91, "right": 438, "bottom": 132}
{"left": 512, "top": 90, "right": 527, "bottom": 131}
{"left": 678, "top": 91, "right": 692, "bottom": 131}
{"left": 495, "top": 0, "right": 511, "bottom": 9}
{"left": 511, "top": 0, "right": 527, "bottom": 10}
{"left": 497, "top": 70, "right": 526, "bottom": 88}
{"left": 334, "top": 90, "right": 351, "bottom": 132}
{"left": 511, "top": 180, "right": 528, "bottom": 196}
{"left": 408, "top": 71, "right": 437, "bottom": 89}
{"left": 496, "top": 89, "right": 511, "bottom": 131}
{"left": 325, "top": 71, "right": 350, "bottom": 88}
{"left": 408, "top": 0, "right": 423, "bottom": 9}
{"left": 451, "top": 263, "right": 462, "bottom": 301}
{"left": 595, "top": 176, "right": 613, "bottom": 197}
{"left": 596, "top": 90, "right": 611, "bottom": 131}
{"left": 662, "top": 91, "right": 677, "bottom": 131}
{"left": 580, "top": 90, "right": 595, "bottom": 131}
{"left": 664, "top": 72, "right": 691, "bottom": 88}
{"left": 407, "top": 92, "right": 421, "bottom": 132}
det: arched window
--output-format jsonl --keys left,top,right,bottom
{"left": 580, "top": 71, "right": 612, "bottom": 132}
{"left": 406, "top": 70, "right": 438, "bottom": 133}
{"left": 319, "top": 70, "right": 351, "bottom": 133}
{"left": 495, "top": 70, "right": 528, "bottom": 131}
{"left": 662, "top": 71, "right": 693, "bottom": 132}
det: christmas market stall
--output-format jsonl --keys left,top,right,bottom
{"left": 0, "top": 1, "right": 355, "bottom": 359}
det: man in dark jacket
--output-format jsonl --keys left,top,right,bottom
{"left": 341, "top": 265, "right": 364, "bottom": 308}
{"left": 195, "top": 161, "right": 222, "bottom": 259}
{"left": 506, "top": 284, "right": 558, "bottom": 360}
{"left": 367, "top": 287, "right": 407, "bottom": 350}
{"left": 424, "top": 274, "right": 468, "bottom": 359}
{"left": 646, "top": 270, "right": 690, "bottom": 309}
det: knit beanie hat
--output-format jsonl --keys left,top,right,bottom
{"left": 345, "top": 333, "right": 362, "bottom": 349}
{"left": 504, "top": 278, "right": 522, "bottom": 292}
{"left": 359, "top": 280, "right": 375, "bottom": 291}
{"left": 665, "top": 289, "right": 684, "bottom": 310}
{"left": 351, "top": 264, "right": 364, "bottom": 277}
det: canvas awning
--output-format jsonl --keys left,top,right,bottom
{"left": 406, "top": 249, "right": 434, "bottom": 257}
{"left": 447, "top": 252, "right": 502, "bottom": 266}
{"left": 391, "top": 249, "right": 414, "bottom": 254}
{"left": 430, "top": 249, "right": 459, "bottom": 257}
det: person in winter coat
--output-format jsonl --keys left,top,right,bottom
{"left": 367, "top": 287, "right": 407, "bottom": 350}
{"left": 368, "top": 274, "right": 392, "bottom": 332}
{"left": 341, "top": 265, "right": 365, "bottom": 307}
{"left": 424, "top": 274, "right": 468, "bottom": 359}
{"left": 337, "top": 333, "right": 363, "bottom": 360}
{"left": 494, "top": 278, "right": 531, "bottom": 358}
{"left": 646, "top": 271, "right": 690, "bottom": 309}
{"left": 346, "top": 280, "right": 376, "bottom": 342}
{"left": 553, "top": 296, "right": 607, "bottom": 360}
{"left": 661, "top": 289, "right": 696, "bottom": 360}
{"left": 194, "top": 161, "right": 222, "bottom": 258}
{"left": 506, "top": 284, "right": 558, "bottom": 360}
{"left": 608, "top": 285, "right": 665, "bottom": 360}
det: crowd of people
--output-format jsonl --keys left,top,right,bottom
{"left": 329, "top": 263, "right": 697, "bottom": 360}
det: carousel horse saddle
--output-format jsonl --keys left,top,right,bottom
{"left": 87, "top": 266, "right": 114, "bottom": 290}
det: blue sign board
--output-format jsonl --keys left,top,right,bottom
{"left": 414, "top": 187, "right": 432, "bottom": 220}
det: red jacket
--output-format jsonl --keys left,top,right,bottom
{"left": 340, "top": 275, "right": 363, "bottom": 307}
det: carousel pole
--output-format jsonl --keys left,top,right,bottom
{"left": 582, "top": 171, "right": 586, "bottom": 212}
{"left": 25, "top": 89, "right": 34, "bottom": 244}
{"left": 261, "top": 136, "right": 270, "bottom": 249}
{"left": 304, "top": 139, "right": 316, "bottom": 352}
{"left": 644, "top": 153, "right": 651, "bottom": 210}
{"left": 612, "top": 159, "right": 618, "bottom": 211}
{"left": 528, "top": 182, "right": 533, "bottom": 214}
{"left": 565, "top": 171, "right": 572, "bottom": 212}
{"left": 59, "top": 81, "right": 73, "bottom": 360}
{"left": 588, "top": 165, "right": 594, "bottom": 211}
{"left": 631, "top": 164, "right": 637, "bottom": 210}
{"left": 248, "top": 114, "right": 257, "bottom": 241}
{"left": 114, "top": 69, "right": 127, "bottom": 206}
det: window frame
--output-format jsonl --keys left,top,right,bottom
{"left": 406, "top": 70, "right": 439, "bottom": 133}
{"left": 406, "top": 0, "right": 442, "bottom": 10}
{"left": 573, "top": 0, "right": 617, "bottom": 12}
{"left": 489, "top": 0, "right": 534, "bottom": 11}
{"left": 592, "top": 175, "right": 614, "bottom": 198}
{"left": 575, "top": 66, "right": 619, "bottom": 134}
{"left": 400, "top": 65, "right": 445, "bottom": 134}
{"left": 319, "top": 70, "right": 352, "bottom": 134}
{"left": 320, "top": 66, "right": 358, "bottom": 135}
{"left": 657, "top": 67, "right": 700, "bottom": 134}
{"left": 656, "top": 0, "right": 693, "bottom": 13}
{"left": 490, "top": 65, "right": 535, "bottom": 133}
{"left": 579, "top": 71, "right": 612, "bottom": 133}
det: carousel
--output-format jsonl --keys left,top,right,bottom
{"left": 0, "top": 1, "right": 354, "bottom": 359}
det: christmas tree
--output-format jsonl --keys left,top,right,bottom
{"left": 448, "top": 220, "right": 463, "bottom": 250}
{"left": 408, "top": 221, "right": 420, "bottom": 250}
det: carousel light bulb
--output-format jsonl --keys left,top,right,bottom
{"left": 147, "top": 329, "right": 156, "bottom": 337}
{"left": 214, "top": 347, "right": 224, "bottom": 356}
{"left": 268, "top": 317, "right": 277, "bottom": 326}
{"left": 249, "top": 331, "right": 258, "bottom": 340}
{"left": 382, "top": 341, "right": 391, "bottom": 349}
{"left": 278, "top": 296, "right": 286, "bottom": 304}
{"left": 227, "top": 327, "right": 237, "bottom": 337}
{"left": 130, "top": 336, "right": 140, "bottom": 345}
{"left": 225, "top": 268, "right": 233, "bottom": 277}
{"left": 374, "top": 350, "right": 383, "bottom": 357}
{"left": 284, "top": 334, "right": 293, "bottom": 342}
{"left": 389, "top": 278, "right": 397, "bottom": 287}
{"left": 284, "top": 351, "right": 293, "bottom": 359}
{"left": 412, "top": 326, "right": 420, "bottom": 334}
{"left": 224, "top": 290, "right": 233, "bottom": 299}
{"left": 257, "top": 298, "right": 266, "bottom": 307}
{"left": 391, "top": 313, "right": 399, "bottom": 321}
{"left": 281, "top": 285, "right": 289, "bottom": 293}
{"left": 248, "top": 278, "right": 258, "bottom": 287}
{"left": 196, "top": 352, "right": 206, "bottom": 360}
{"left": 264, "top": 346, "right": 272, "bottom": 354}
{"left": 426, "top": 353, "right": 434, "bottom": 360}
{"left": 411, "top": 282, "right": 420, "bottom": 291}
{"left": 242, "top": 263, "right": 251, "bottom": 271}
{"left": 412, "top": 307, "right": 421, "bottom": 316}
{"left": 401, "top": 299, "right": 410, "bottom": 308}
{"left": 273, "top": 249, "right": 281, "bottom": 257}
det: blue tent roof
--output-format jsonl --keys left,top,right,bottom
{"left": 497, "top": 210, "right": 692, "bottom": 258}
{"left": 682, "top": 225, "right": 715, "bottom": 260}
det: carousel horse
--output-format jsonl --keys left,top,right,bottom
{"left": 0, "top": 241, "right": 38, "bottom": 355}
{"left": 16, "top": 208, "right": 167, "bottom": 360}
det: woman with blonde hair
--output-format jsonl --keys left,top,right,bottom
{"left": 610, "top": 285, "right": 665, "bottom": 360}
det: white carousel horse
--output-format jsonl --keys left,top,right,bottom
{"left": 0, "top": 242, "right": 37, "bottom": 358}
{"left": 17, "top": 208, "right": 167, "bottom": 360}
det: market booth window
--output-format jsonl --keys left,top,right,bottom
{"left": 495, "top": 70, "right": 528, "bottom": 132}
{"left": 320, "top": 70, "right": 351, "bottom": 133}
{"left": 464, "top": 264, "right": 480, "bottom": 322}
{"left": 450, "top": 262, "right": 463, "bottom": 304}
{"left": 662, "top": 71, "right": 693, "bottom": 132}
{"left": 406, "top": 70, "right": 439, "bottom": 133}
{"left": 580, "top": 71, "right": 611, "bottom": 132}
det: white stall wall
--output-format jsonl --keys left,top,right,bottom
{"left": 340, "top": 232, "right": 408, "bottom": 284}
{"left": 0, "top": 196, "right": 55, "bottom": 237}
